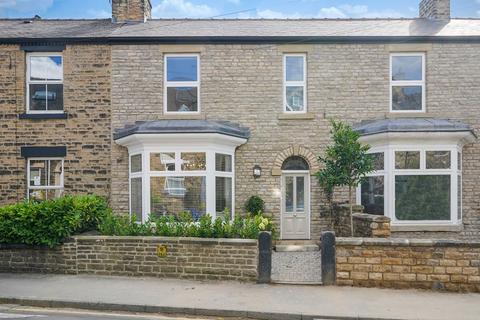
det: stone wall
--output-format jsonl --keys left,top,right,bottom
{"left": 336, "top": 238, "right": 480, "bottom": 292}
{"left": 353, "top": 213, "right": 391, "bottom": 238}
{"left": 0, "top": 236, "right": 259, "bottom": 282}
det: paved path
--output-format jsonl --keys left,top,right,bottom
{"left": 271, "top": 251, "right": 322, "bottom": 284}
{"left": 1, "top": 273, "right": 479, "bottom": 320}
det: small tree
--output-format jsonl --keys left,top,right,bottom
{"left": 315, "top": 120, "right": 374, "bottom": 236}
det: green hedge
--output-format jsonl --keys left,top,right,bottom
{"left": 0, "top": 195, "right": 110, "bottom": 247}
{"left": 98, "top": 212, "right": 275, "bottom": 239}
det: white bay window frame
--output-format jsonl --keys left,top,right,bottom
{"left": 121, "top": 134, "right": 244, "bottom": 222}
{"left": 283, "top": 53, "right": 307, "bottom": 113}
{"left": 357, "top": 132, "right": 472, "bottom": 230}
{"left": 163, "top": 53, "right": 200, "bottom": 114}
{"left": 390, "top": 52, "right": 426, "bottom": 113}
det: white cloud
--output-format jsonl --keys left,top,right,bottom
{"left": 0, "top": 0, "right": 53, "bottom": 15}
{"left": 318, "top": 4, "right": 404, "bottom": 19}
{"left": 152, "top": 0, "right": 218, "bottom": 18}
{"left": 87, "top": 9, "right": 110, "bottom": 19}
{"left": 256, "top": 9, "right": 303, "bottom": 19}
{"left": 317, "top": 7, "right": 347, "bottom": 18}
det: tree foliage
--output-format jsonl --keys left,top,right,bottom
{"left": 315, "top": 120, "right": 374, "bottom": 235}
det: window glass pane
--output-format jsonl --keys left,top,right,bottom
{"left": 426, "top": 151, "right": 451, "bottom": 169}
{"left": 281, "top": 156, "right": 309, "bottom": 171}
{"left": 296, "top": 176, "right": 305, "bottom": 211}
{"left": 458, "top": 175, "right": 462, "bottom": 220}
{"left": 166, "top": 87, "right": 198, "bottom": 112}
{"left": 395, "top": 175, "right": 450, "bottom": 221}
{"left": 150, "top": 152, "right": 175, "bottom": 171}
{"left": 216, "top": 177, "right": 232, "bottom": 219}
{"left": 361, "top": 176, "right": 384, "bottom": 215}
{"left": 285, "top": 176, "right": 294, "bottom": 212}
{"left": 49, "top": 160, "right": 63, "bottom": 186}
{"left": 392, "top": 86, "right": 422, "bottom": 111}
{"left": 30, "top": 56, "right": 63, "bottom": 81}
{"left": 166, "top": 56, "right": 197, "bottom": 82}
{"left": 130, "top": 154, "right": 142, "bottom": 173}
{"left": 392, "top": 56, "right": 422, "bottom": 81}
{"left": 29, "top": 84, "right": 47, "bottom": 111}
{"left": 130, "top": 177, "right": 142, "bottom": 222}
{"left": 285, "top": 56, "right": 304, "bottom": 81}
{"left": 181, "top": 152, "right": 206, "bottom": 171}
{"left": 45, "top": 84, "right": 63, "bottom": 111}
{"left": 150, "top": 176, "right": 206, "bottom": 221}
{"left": 29, "top": 160, "right": 47, "bottom": 186}
{"left": 215, "top": 153, "right": 232, "bottom": 172}
{"left": 370, "top": 152, "right": 384, "bottom": 171}
{"left": 395, "top": 151, "right": 420, "bottom": 169}
{"left": 285, "top": 86, "right": 304, "bottom": 111}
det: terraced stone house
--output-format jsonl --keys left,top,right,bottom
{"left": 0, "top": 0, "right": 479, "bottom": 240}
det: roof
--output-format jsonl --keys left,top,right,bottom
{"left": 113, "top": 120, "right": 250, "bottom": 140}
{"left": 353, "top": 118, "right": 475, "bottom": 137}
{"left": 1, "top": 18, "right": 480, "bottom": 43}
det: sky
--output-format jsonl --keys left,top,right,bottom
{"left": 0, "top": 0, "right": 479, "bottom": 19}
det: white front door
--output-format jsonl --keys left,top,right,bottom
{"left": 281, "top": 172, "right": 310, "bottom": 239}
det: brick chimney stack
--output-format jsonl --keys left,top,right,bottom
{"left": 112, "top": 0, "right": 152, "bottom": 23}
{"left": 419, "top": 0, "right": 450, "bottom": 20}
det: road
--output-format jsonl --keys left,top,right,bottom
{"left": 0, "top": 306, "right": 220, "bottom": 320}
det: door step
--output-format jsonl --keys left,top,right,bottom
{"left": 275, "top": 244, "right": 319, "bottom": 252}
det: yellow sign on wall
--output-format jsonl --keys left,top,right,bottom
{"left": 156, "top": 245, "right": 168, "bottom": 257}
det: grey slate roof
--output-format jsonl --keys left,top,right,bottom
{"left": 1, "top": 18, "right": 480, "bottom": 41}
{"left": 113, "top": 120, "right": 250, "bottom": 140}
{"left": 353, "top": 118, "right": 475, "bottom": 137}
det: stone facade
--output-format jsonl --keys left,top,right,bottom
{"left": 108, "top": 42, "right": 480, "bottom": 240}
{"left": 0, "top": 44, "right": 112, "bottom": 204}
{"left": 353, "top": 213, "right": 391, "bottom": 238}
{"left": 0, "top": 236, "right": 258, "bottom": 282}
{"left": 336, "top": 238, "right": 480, "bottom": 292}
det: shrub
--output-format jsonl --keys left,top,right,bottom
{"left": 98, "top": 211, "right": 275, "bottom": 239}
{"left": 244, "top": 195, "right": 265, "bottom": 215}
{"left": 0, "top": 195, "right": 110, "bottom": 247}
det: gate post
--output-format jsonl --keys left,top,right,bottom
{"left": 257, "top": 231, "right": 272, "bottom": 284}
{"left": 321, "top": 231, "right": 336, "bottom": 285}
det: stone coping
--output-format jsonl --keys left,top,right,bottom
{"left": 336, "top": 237, "right": 480, "bottom": 248}
{"left": 73, "top": 235, "right": 258, "bottom": 246}
{"left": 351, "top": 212, "right": 391, "bottom": 222}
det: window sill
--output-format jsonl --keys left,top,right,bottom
{"left": 391, "top": 224, "right": 463, "bottom": 232}
{"left": 19, "top": 112, "right": 68, "bottom": 120}
{"left": 278, "top": 112, "right": 315, "bottom": 120}
{"left": 161, "top": 114, "right": 205, "bottom": 120}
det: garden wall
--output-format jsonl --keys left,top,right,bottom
{"left": 0, "top": 236, "right": 259, "bottom": 282}
{"left": 336, "top": 237, "right": 480, "bottom": 292}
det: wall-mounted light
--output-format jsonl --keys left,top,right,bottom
{"left": 253, "top": 165, "right": 262, "bottom": 179}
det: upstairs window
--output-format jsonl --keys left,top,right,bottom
{"left": 284, "top": 54, "right": 306, "bottom": 113}
{"left": 390, "top": 53, "right": 425, "bottom": 112}
{"left": 164, "top": 54, "right": 200, "bottom": 113}
{"left": 26, "top": 53, "right": 63, "bottom": 113}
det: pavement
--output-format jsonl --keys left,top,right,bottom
{"left": 0, "top": 273, "right": 479, "bottom": 320}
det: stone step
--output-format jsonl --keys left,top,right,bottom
{"left": 275, "top": 244, "right": 319, "bottom": 252}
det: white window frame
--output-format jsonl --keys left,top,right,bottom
{"left": 128, "top": 147, "right": 235, "bottom": 222}
{"left": 26, "top": 52, "right": 64, "bottom": 114}
{"left": 163, "top": 53, "right": 201, "bottom": 114}
{"left": 283, "top": 53, "right": 307, "bottom": 113}
{"left": 390, "top": 52, "right": 425, "bottom": 113}
{"left": 357, "top": 145, "right": 461, "bottom": 226}
{"left": 356, "top": 149, "right": 387, "bottom": 216}
{"left": 27, "top": 157, "right": 64, "bottom": 200}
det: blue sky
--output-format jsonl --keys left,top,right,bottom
{"left": 0, "top": 0, "right": 479, "bottom": 19}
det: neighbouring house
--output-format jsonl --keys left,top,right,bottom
{"left": 0, "top": 0, "right": 479, "bottom": 241}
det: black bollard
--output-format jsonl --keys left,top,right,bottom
{"left": 257, "top": 231, "right": 272, "bottom": 284}
{"left": 321, "top": 231, "right": 336, "bottom": 285}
